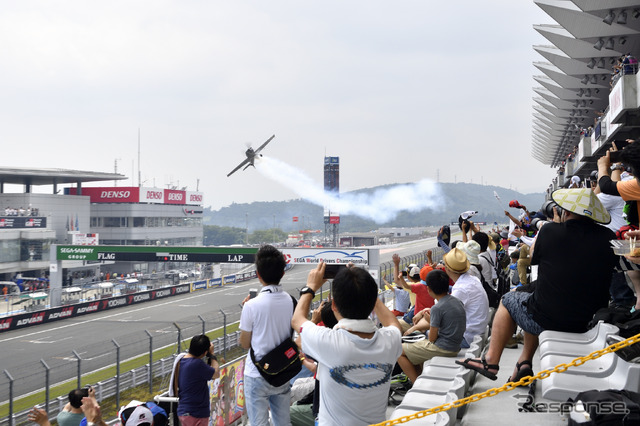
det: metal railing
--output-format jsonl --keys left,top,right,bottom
{"left": 0, "top": 328, "right": 243, "bottom": 426}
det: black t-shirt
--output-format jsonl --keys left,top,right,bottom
{"left": 527, "top": 219, "right": 616, "bottom": 332}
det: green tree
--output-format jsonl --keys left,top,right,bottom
{"left": 249, "top": 228, "right": 288, "bottom": 245}
{"left": 204, "top": 225, "right": 246, "bottom": 246}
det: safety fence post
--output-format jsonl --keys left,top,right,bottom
{"left": 113, "top": 339, "right": 120, "bottom": 409}
{"left": 173, "top": 322, "right": 181, "bottom": 354}
{"left": 4, "top": 370, "right": 14, "bottom": 426}
{"left": 41, "top": 360, "right": 50, "bottom": 413}
{"left": 145, "top": 330, "right": 153, "bottom": 393}
{"left": 220, "top": 310, "right": 227, "bottom": 361}
{"left": 198, "top": 315, "right": 206, "bottom": 335}
{"left": 72, "top": 350, "right": 82, "bottom": 389}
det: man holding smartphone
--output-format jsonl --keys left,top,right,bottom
{"left": 292, "top": 262, "right": 402, "bottom": 426}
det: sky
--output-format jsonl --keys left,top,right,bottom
{"left": 0, "top": 0, "right": 558, "bottom": 210}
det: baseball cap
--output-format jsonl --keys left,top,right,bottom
{"left": 419, "top": 264, "right": 433, "bottom": 281}
{"left": 407, "top": 265, "right": 420, "bottom": 278}
{"left": 119, "top": 401, "right": 153, "bottom": 426}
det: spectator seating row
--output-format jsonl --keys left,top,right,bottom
{"left": 539, "top": 320, "right": 640, "bottom": 401}
{"left": 388, "top": 330, "right": 488, "bottom": 425}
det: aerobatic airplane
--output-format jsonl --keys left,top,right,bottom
{"left": 226, "top": 134, "right": 275, "bottom": 177}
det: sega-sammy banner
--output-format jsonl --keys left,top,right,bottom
{"left": 280, "top": 249, "right": 369, "bottom": 265}
{"left": 192, "top": 280, "right": 207, "bottom": 291}
{"left": 209, "top": 278, "right": 223, "bottom": 288}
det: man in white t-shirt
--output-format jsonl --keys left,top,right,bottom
{"left": 239, "top": 245, "right": 295, "bottom": 426}
{"left": 444, "top": 248, "right": 490, "bottom": 348}
{"left": 292, "top": 262, "right": 403, "bottom": 426}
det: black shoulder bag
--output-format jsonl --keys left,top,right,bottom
{"left": 250, "top": 294, "right": 302, "bottom": 387}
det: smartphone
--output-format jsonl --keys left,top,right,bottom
{"left": 613, "top": 140, "right": 631, "bottom": 150}
{"left": 610, "top": 150, "right": 622, "bottom": 163}
{"left": 401, "top": 270, "right": 408, "bottom": 277}
{"left": 323, "top": 264, "right": 347, "bottom": 279}
{"left": 249, "top": 288, "right": 258, "bottom": 299}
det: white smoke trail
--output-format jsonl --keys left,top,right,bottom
{"left": 255, "top": 156, "right": 444, "bottom": 223}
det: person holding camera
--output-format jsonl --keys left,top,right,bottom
{"left": 175, "top": 335, "right": 219, "bottom": 426}
{"left": 291, "top": 262, "right": 402, "bottom": 426}
{"left": 56, "top": 387, "right": 95, "bottom": 426}
{"left": 597, "top": 140, "right": 640, "bottom": 212}
{"left": 597, "top": 140, "right": 640, "bottom": 312}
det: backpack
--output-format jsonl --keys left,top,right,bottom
{"left": 477, "top": 269, "right": 500, "bottom": 309}
{"left": 567, "top": 389, "right": 640, "bottom": 425}
{"left": 496, "top": 247, "right": 510, "bottom": 269}
{"left": 589, "top": 306, "right": 640, "bottom": 339}
{"left": 495, "top": 269, "right": 511, "bottom": 298}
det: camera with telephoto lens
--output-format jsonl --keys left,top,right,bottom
{"left": 530, "top": 200, "right": 559, "bottom": 230}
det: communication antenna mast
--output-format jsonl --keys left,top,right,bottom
{"left": 138, "top": 128, "right": 142, "bottom": 187}
{"left": 114, "top": 158, "right": 122, "bottom": 186}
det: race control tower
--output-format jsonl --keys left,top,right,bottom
{"left": 323, "top": 156, "right": 339, "bottom": 246}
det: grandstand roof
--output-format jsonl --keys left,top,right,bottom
{"left": 532, "top": 0, "right": 640, "bottom": 167}
{"left": 0, "top": 167, "right": 126, "bottom": 186}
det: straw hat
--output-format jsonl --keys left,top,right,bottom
{"left": 443, "top": 248, "right": 470, "bottom": 274}
{"left": 551, "top": 188, "right": 611, "bottom": 224}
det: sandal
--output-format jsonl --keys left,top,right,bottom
{"left": 455, "top": 357, "right": 499, "bottom": 381}
{"left": 507, "top": 360, "right": 534, "bottom": 385}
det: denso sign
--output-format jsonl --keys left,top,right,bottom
{"left": 78, "top": 187, "right": 140, "bottom": 203}
{"left": 139, "top": 187, "right": 165, "bottom": 204}
{"left": 164, "top": 189, "right": 186, "bottom": 205}
{"left": 187, "top": 191, "right": 204, "bottom": 205}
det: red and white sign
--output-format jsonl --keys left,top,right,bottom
{"left": 67, "top": 186, "right": 202, "bottom": 205}
{"left": 68, "top": 187, "right": 140, "bottom": 203}
{"left": 186, "top": 191, "right": 203, "bottom": 205}
{"left": 140, "top": 187, "right": 165, "bottom": 203}
{"left": 72, "top": 233, "right": 99, "bottom": 245}
{"left": 164, "top": 189, "right": 185, "bottom": 205}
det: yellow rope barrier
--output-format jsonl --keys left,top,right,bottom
{"left": 370, "top": 332, "right": 640, "bottom": 426}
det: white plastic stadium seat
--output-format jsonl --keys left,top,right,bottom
{"left": 540, "top": 351, "right": 618, "bottom": 378}
{"left": 397, "top": 391, "right": 458, "bottom": 426}
{"left": 541, "top": 354, "right": 640, "bottom": 401}
{"left": 419, "top": 360, "right": 474, "bottom": 393}
{"left": 538, "top": 326, "right": 620, "bottom": 358}
{"left": 412, "top": 375, "right": 466, "bottom": 400}
{"left": 388, "top": 408, "right": 450, "bottom": 426}
{"left": 538, "top": 321, "right": 619, "bottom": 346}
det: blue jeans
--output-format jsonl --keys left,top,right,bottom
{"left": 610, "top": 271, "right": 636, "bottom": 308}
{"left": 244, "top": 374, "right": 291, "bottom": 426}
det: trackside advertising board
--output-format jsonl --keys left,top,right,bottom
{"left": 55, "top": 246, "right": 370, "bottom": 265}
{"left": 56, "top": 245, "right": 257, "bottom": 263}
{"left": 0, "top": 283, "right": 191, "bottom": 333}
{"left": 280, "top": 248, "right": 369, "bottom": 265}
